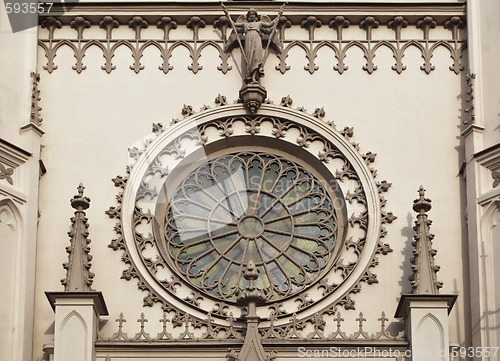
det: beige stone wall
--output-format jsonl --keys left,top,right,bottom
{"left": 478, "top": 0, "right": 500, "bottom": 149}
{"left": 0, "top": 5, "right": 43, "bottom": 361}
{"left": 31, "top": 3, "right": 474, "bottom": 360}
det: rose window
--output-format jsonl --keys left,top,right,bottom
{"left": 162, "top": 152, "right": 340, "bottom": 302}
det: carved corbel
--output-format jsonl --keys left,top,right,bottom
{"left": 187, "top": 16, "right": 206, "bottom": 41}
{"left": 187, "top": 16, "right": 206, "bottom": 73}
{"left": 156, "top": 17, "right": 178, "bottom": 74}
{"left": 328, "top": 16, "right": 350, "bottom": 74}
{"left": 41, "top": 16, "right": 62, "bottom": 40}
{"left": 277, "top": 15, "right": 291, "bottom": 41}
{"left": 98, "top": 17, "right": 120, "bottom": 73}
{"left": 360, "top": 17, "right": 379, "bottom": 73}
{"left": 300, "top": 16, "right": 322, "bottom": 73}
{"left": 388, "top": 16, "right": 408, "bottom": 41}
{"left": 301, "top": 16, "right": 322, "bottom": 41}
{"left": 40, "top": 17, "right": 62, "bottom": 73}
{"left": 157, "top": 16, "right": 177, "bottom": 41}
{"left": 444, "top": 16, "right": 465, "bottom": 41}
{"left": 129, "top": 16, "right": 149, "bottom": 40}
{"left": 417, "top": 16, "right": 436, "bottom": 41}
{"left": 416, "top": 16, "right": 437, "bottom": 73}
{"left": 70, "top": 17, "right": 91, "bottom": 40}
{"left": 444, "top": 16, "right": 466, "bottom": 74}
{"left": 214, "top": 15, "right": 231, "bottom": 41}
{"left": 128, "top": 17, "right": 149, "bottom": 72}
{"left": 387, "top": 17, "right": 408, "bottom": 73}
{"left": 329, "top": 16, "right": 350, "bottom": 41}
{"left": 360, "top": 16, "right": 379, "bottom": 41}
{"left": 99, "top": 16, "right": 119, "bottom": 40}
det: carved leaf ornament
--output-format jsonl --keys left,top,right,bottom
{"left": 108, "top": 101, "right": 395, "bottom": 332}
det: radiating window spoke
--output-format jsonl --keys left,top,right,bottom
{"left": 163, "top": 152, "right": 339, "bottom": 302}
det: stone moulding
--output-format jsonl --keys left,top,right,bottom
{"left": 38, "top": 13, "right": 466, "bottom": 75}
{"left": 106, "top": 98, "right": 397, "bottom": 339}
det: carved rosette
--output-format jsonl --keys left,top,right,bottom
{"left": 107, "top": 100, "right": 395, "bottom": 331}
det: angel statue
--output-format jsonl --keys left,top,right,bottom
{"left": 222, "top": 5, "right": 285, "bottom": 84}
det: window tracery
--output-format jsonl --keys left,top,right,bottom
{"left": 163, "top": 152, "right": 340, "bottom": 302}
{"left": 108, "top": 102, "right": 395, "bottom": 327}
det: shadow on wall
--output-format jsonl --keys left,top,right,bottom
{"left": 399, "top": 212, "right": 414, "bottom": 295}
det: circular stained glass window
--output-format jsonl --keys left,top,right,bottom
{"left": 162, "top": 152, "right": 340, "bottom": 302}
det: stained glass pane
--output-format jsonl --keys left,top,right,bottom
{"left": 163, "top": 152, "right": 338, "bottom": 302}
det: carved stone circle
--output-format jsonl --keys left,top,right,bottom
{"left": 108, "top": 102, "right": 394, "bottom": 328}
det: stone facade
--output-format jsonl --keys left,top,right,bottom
{"left": 0, "top": 1, "right": 499, "bottom": 360}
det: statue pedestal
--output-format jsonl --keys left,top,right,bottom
{"left": 239, "top": 84, "right": 267, "bottom": 113}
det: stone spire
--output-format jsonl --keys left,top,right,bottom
{"left": 408, "top": 186, "right": 443, "bottom": 294}
{"left": 61, "top": 183, "right": 95, "bottom": 292}
{"left": 228, "top": 261, "right": 275, "bottom": 361}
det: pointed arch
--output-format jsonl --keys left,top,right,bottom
{"left": 0, "top": 199, "right": 23, "bottom": 361}
{"left": 416, "top": 313, "right": 445, "bottom": 360}
{"left": 59, "top": 310, "right": 88, "bottom": 361}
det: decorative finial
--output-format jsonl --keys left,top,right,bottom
{"left": 409, "top": 186, "right": 443, "bottom": 294}
{"left": 61, "top": 183, "right": 95, "bottom": 292}
{"left": 70, "top": 182, "right": 90, "bottom": 210}
{"left": 412, "top": 185, "right": 431, "bottom": 213}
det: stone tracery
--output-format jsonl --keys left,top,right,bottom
{"left": 107, "top": 100, "right": 396, "bottom": 330}
{"left": 163, "top": 151, "right": 340, "bottom": 302}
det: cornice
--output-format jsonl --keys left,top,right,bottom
{"left": 394, "top": 294, "right": 457, "bottom": 318}
{"left": 474, "top": 142, "right": 500, "bottom": 166}
{"left": 0, "top": 138, "right": 32, "bottom": 160}
{"left": 460, "top": 124, "right": 484, "bottom": 138}
{"left": 46, "top": 291, "right": 109, "bottom": 315}
{"left": 41, "top": 1, "right": 466, "bottom": 25}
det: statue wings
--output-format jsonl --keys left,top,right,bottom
{"left": 224, "top": 14, "right": 283, "bottom": 54}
